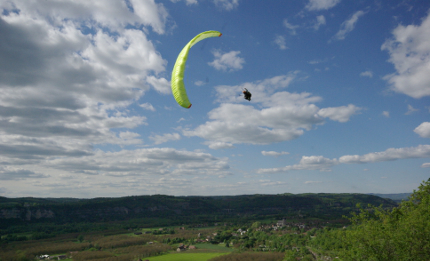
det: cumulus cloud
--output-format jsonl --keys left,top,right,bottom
{"left": 339, "top": 145, "right": 430, "bottom": 164}
{"left": 381, "top": 12, "right": 430, "bottom": 98}
{"left": 405, "top": 104, "right": 419, "bottom": 115}
{"left": 261, "top": 151, "right": 289, "bottom": 157}
{"left": 258, "top": 156, "right": 338, "bottom": 173}
{"left": 118, "top": 131, "right": 142, "bottom": 145}
{"left": 318, "top": 104, "right": 362, "bottom": 122}
{"left": 214, "top": 0, "right": 239, "bottom": 11}
{"left": 45, "top": 148, "right": 231, "bottom": 177}
{"left": 305, "top": 0, "right": 341, "bottom": 11}
{"left": 314, "top": 15, "right": 326, "bottom": 30}
{"left": 184, "top": 74, "right": 360, "bottom": 146}
{"left": 274, "top": 35, "right": 288, "bottom": 50}
{"left": 209, "top": 50, "right": 245, "bottom": 72}
{"left": 183, "top": 103, "right": 318, "bottom": 145}
{"left": 150, "top": 133, "right": 181, "bottom": 145}
{"left": 259, "top": 145, "right": 430, "bottom": 173}
{"left": 283, "top": 19, "right": 300, "bottom": 35}
{"left": 140, "top": 102, "right": 156, "bottom": 111}
{"left": 0, "top": 1, "right": 168, "bottom": 164}
{"left": 0, "top": 0, "right": 170, "bottom": 34}
{"left": 146, "top": 76, "right": 171, "bottom": 94}
{"left": 305, "top": 180, "right": 323, "bottom": 184}
{"left": 0, "top": 166, "right": 49, "bottom": 180}
{"left": 332, "top": 10, "right": 365, "bottom": 41}
{"left": 171, "top": 0, "right": 198, "bottom": 5}
{"left": 422, "top": 163, "right": 430, "bottom": 168}
{"left": 360, "top": 71, "right": 373, "bottom": 78}
{"left": 414, "top": 122, "right": 430, "bottom": 138}
{"left": 205, "top": 141, "right": 235, "bottom": 150}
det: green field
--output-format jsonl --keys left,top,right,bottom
{"left": 192, "top": 243, "right": 234, "bottom": 252}
{"left": 146, "top": 252, "right": 230, "bottom": 261}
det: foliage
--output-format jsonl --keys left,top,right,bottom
{"left": 208, "top": 252, "right": 284, "bottom": 261}
{"left": 326, "top": 179, "right": 430, "bottom": 260}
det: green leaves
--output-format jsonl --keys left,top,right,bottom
{"left": 338, "top": 179, "right": 430, "bottom": 261}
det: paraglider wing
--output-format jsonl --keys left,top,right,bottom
{"left": 171, "top": 31, "right": 222, "bottom": 108}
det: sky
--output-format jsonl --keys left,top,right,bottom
{"left": 0, "top": 0, "right": 429, "bottom": 198}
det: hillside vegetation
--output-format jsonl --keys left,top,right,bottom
{"left": 2, "top": 184, "right": 429, "bottom": 260}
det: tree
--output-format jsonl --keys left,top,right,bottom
{"left": 338, "top": 179, "right": 430, "bottom": 260}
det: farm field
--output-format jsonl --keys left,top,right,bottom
{"left": 146, "top": 252, "right": 230, "bottom": 261}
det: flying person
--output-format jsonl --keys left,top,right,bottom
{"left": 242, "top": 88, "right": 252, "bottom": 101}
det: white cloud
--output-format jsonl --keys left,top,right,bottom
{"left": 381, "top": 12, "right": 430, "bottom": 98}
{"left": 42, "top": 148, "right": 231, "bottom": 179}
{"left": 305, "top": 0, "right": 341, "bottom": 11}
{"left": 274, "top": 35, "right": 288, "bottom": 50}
{"left": 195, "top": 80, "right": 206, "bottom": 86}
{"left": 213, "top": 0, "right": 239, "bottom": 11}
{"left": 205, "top": 141, "right": 235, "bottom": 150}
{"left": 339, "top": 145, "right": 430, "bottom": 164}
{"left": 150, "top": 133, "right": 181, "bottom": 145}
{"left": 317, "top": 104, "right": 362, "bottom": 122}
{"left": 258, "top": 156, "right": 338, "bottom": 173}
{"left": 283, "top": 19, "right": 300, "bottom": 35}
{"left": 140, "top": 102, "right": 156, "bottom": 111}
{"left": 332, "top": 10, "right": 365, "bottom": 41}
{"left": 209, "top": 50, "right": 245, "bottom": 72}
{"left": 214, "top": 72, "right": 305, "bottom": 104}
{"left": 382, "top": 111, "right": 390, "bottom": 118}
{"left": 0, "top": 166, "right": 49, "bottom": 180}
{"left": 414, "top": 122, "right": 430, "bottom": 138}
{"left": 146, "top": 76, "right": 171, "bottom": 94}
{"left": 305, "top": 180, "right": 323, "bottom": 184}
{"left": 259, "top": 144, "right": 430, "bottom": 173}
{"left": 184, "top": 74, "right": 359, "bottom": 146}
{"left": 261, "top": 151, "right": 289, "bottom": 157}
{"left": 0, "top": 0, "right": 170, "bottom": 34}
{"left": 171, "top": 0, "right": 198, "bottom": 5}
{"left": 422, "top": 163, "right": 430, "bottom": 168}
{"left": 314, "top": 15, "right": 326, "bottom": 30}
{"left": 405, "top": 104, "right": 419, "bottom": 115}
{"left": 360, "top": 71, "right": 373, "bottom": 78}
{"left": 119, "top": 132, "right": 139, "bottom": 140}
{"left": 0, "top": 1, "right": 167, "bottom": 163}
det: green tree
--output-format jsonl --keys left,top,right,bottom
{"left": 338, "top": 179, "right": 430, "bottom": 260}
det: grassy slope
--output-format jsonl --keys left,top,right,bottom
{"left": 147, "top": 252, "right": 229, "bottom": 261}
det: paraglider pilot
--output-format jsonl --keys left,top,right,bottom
{"left": 242, "top": 88, "right": 252, "bottom": 101}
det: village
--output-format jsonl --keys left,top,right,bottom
{"left": 34, "top": 218, "right": 327, "bottom": 260}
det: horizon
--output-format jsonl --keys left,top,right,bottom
{"left": 1, "top": 191, "right": 413, "bottom": 200}
{"left": 0, "top": 0, "right": 429, "bottom": 198}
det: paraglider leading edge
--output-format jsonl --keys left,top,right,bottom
{"left": 171, "top": 31, "right": 222, "bottom": 109}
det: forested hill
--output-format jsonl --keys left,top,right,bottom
{"left": 367, "top": 193, "right": 411, "bottom": 202}
{"left": 0, "top": 193, "right": 397, "bottom": 228}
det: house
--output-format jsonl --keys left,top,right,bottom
{"left": 277, "top": 219, "right": 286, "bottom": 227}
{"left": 177, "top": 244, "right": 186, "bottom": 252}
{"left": 237, "top": 228, "right": 246, "bottom": 235}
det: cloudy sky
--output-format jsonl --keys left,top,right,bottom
{"left": 1, "top": 0, "right": 429, "bottom": 198}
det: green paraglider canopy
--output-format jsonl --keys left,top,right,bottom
{"left": 171, "top": 30, "right": 222, "bottom": 108}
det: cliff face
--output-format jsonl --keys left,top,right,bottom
{"left": 0, "top": 194, "right": 398, "bottom": 224}
{"left": 0, "top": 208, "right": 55, "bottom": 220}
{"left": 0, "top": 205, "right": 177, "bottom": 221}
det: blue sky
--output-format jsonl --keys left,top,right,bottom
{"left": 0, "top": 0, "right": 429, "bottom": 198}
